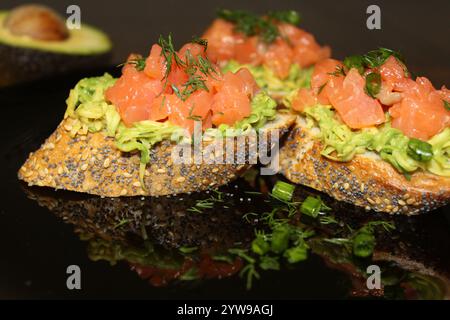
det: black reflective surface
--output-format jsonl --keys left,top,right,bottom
{"left": 0, "top": 69, "right": 449, "bottom": 299}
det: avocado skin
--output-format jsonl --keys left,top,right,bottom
{"left": 0, "top": 43, "right": 111, "bottom": 87}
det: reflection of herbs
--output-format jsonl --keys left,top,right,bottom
{"left": 113, "top": 218, "right": 131, "bottom": 229}
{"left": 324, "top": 220, "right": 395, "bottom": 258}
{"left": 187, "top": 189, "right": 224, "bottom": 213}
{"left": 225, "top": 181, "right": 396, "bottom": 289}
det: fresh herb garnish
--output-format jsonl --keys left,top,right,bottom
{"left": 362, "top": 47, "right": 405, "bottom": 69}
{"left": 191, "top": 36, "right": 208, "bottom": 50}
{"left": 117, "top": 57, "right": 146, "bottom": 71}
{"left": 216, "top": 9, "right": 301, "bottom": 44}
{"left": 443, "top": 100, "right": 450, "bottom": 111}
{"left": 317, "top": 82, "right": 328, "bottom": 95}
{"left": 407, "top": 138, "right": 433, "bottom": 162}
{"left": 328, "top": 65, "right": 346, "bottom": 77}
{"left": 342, "top": 48, "right": 407, "bottom": 77}
{"left": 365, "top": 72, "right": 382, "bottom": 98}
{"left": 157, "top": 35, "right": 215, "bottom": 101}
{"left": 343, "top": 55, "right": 365, "bottom": 74}
{"left": 268, "top": 10, "right": 301, "bottom": 25}
{"left": 158, "top": 33, "right": 184, "bottom": 85}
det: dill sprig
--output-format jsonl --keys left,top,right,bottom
{"left": 117, "top": 57, "right": 146, "bottom": 71}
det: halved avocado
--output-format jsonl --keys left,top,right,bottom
{"left": 0, "top": 7, "right": 112, "bottom": 87}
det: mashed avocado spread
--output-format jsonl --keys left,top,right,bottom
{"left": 303, "top": 105, "right": 450, "bottom": 177}
{"left": 222, "top": 60, "right": 312, "bottom": 99}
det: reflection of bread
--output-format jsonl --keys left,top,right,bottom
{"left": 18, "top": 113, "right": 295, "bottom": 197}
{"left": 280, "top": 117, "right": 450, "bottom": 215}
{"left": 22, "top": 184, "right": 255, "bottom": 249}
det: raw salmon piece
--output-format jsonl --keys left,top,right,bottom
{"left": 185, "top": 90, "right": 213, "bottom": 119}
{"left": 167, "top": 64, "right": 189, "bottom": 88}
{"left": 234, "top": 35, "right": 262, "bottom": 65}
{"left": 311, "top": 58, "right": 343, "bottom": 104}
{"left": 263, "top": 38, "right": 294, "bottom": 79}
{"left": 202, "top": 19, "right": 236, "bottom": 62}
{"left": 277, "top": 23, "right": 330, "bottom": 68}
{"left": 437, "top": 85, "right": 450, "bottom": 101}
{"left": 149, "top": 95, "right": 170, "bottom": 121}
{"left": 179, "top": 42, "right": 207, "bottom": 62}
{"left": 277, "top": 22, "right": 304, "bottom": 45}
{"left": 211, "top": 72, "right": 252, "bottom": 126}
{"left": 379, "top": 56, "right": 410, "bottom": 92}
{"left": 390, "top": 77, "right": 450, "bottom": 140}
{"left": 183, "top": 90, "right": 214, "bottom": 132}
{"left": 291, "top": 88, "right": 318, "bottom": 112}
{"left": 235, "top": 67, "right": 259, "bottom": 97}
{"left": 105, "top": 65, "right": 162, "bottom": 126}
{"left": 328, "top": 68, "right": 385, "bottom": 129}
{"left": 144, "top": 44, "right": 166, "bottom": 80}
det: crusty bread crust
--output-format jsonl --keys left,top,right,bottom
{"left": 19, "top": 114, "right": 295, "bottom": 197}
{"left": 279, "top": 117, "right": 450, "bottom": 215}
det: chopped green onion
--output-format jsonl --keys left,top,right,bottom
{"left": 365, "top": 72, "right": 382, "bottom": 98}
{"left": 352, "top": 231, "right": 375, "bottom": 258}
{"left": 300, "top": 196, "right": 330, "bottom": 218}
{"left": 343, "top": 55, "right": 365, "bottom": 74}
{"left": 407, "top": 138, "right": 433, "bottom": 162}
{"left": 272, "top": 181, "right": 295, "bottom": 202}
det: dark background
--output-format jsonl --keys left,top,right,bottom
{"left": 2, "top": 0, "right": 450, "bottom": 86}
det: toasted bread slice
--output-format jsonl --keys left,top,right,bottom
{"left": 19, "top": 113, "right": 295, "bottom": 197}
{"left": 279, "top": 116, "right": 450, "bottom": 215}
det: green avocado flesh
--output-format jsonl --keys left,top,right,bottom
{"left": 0, "top": 11, "right": 111, "bottom": 55}
{"left": 303, "top": 105, "right": 450, "bottom": 177}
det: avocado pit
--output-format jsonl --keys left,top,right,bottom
{"left": 4, "top": 4, "right": 69, "bottom": 41}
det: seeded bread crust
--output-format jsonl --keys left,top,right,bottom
{"left": 279, "top": 117, "right": 450, "bottom": 215}
{"left": 19, "top": 114, "right": 295, "bottom": 197}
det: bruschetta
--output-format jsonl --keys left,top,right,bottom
{"left": 279, "top": 49, "right": 450, "bottom": 215}
{"left": 18, "top": 35, "right": 295, "bottom": 196}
